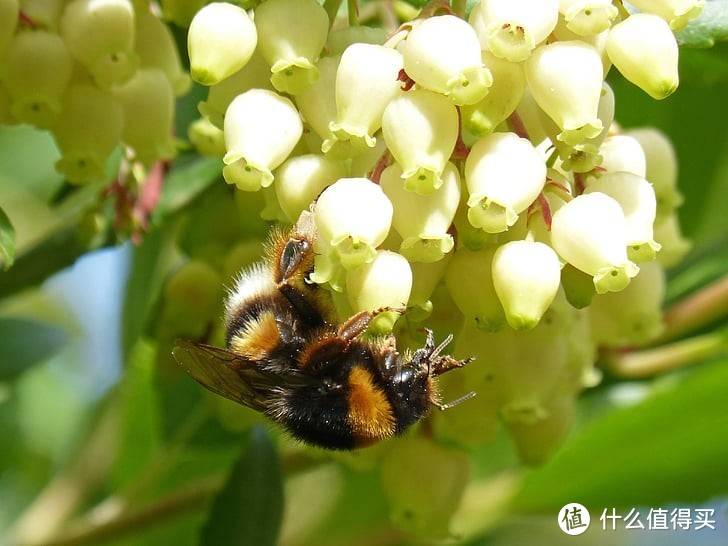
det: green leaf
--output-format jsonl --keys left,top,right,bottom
{"left": 514, "top": 358, "right": 728, "bottom": 511}
{"left": 676, "top": 0, "right": 728, "bottom": 48}
{"left": 199, "top": 425, "right": 283, "bottom": 546}
{"left": 0, "top": 205, "right": 15, "bottom": 270}
{"left": 0, "top": 318, "right": 67, "bottom": 380}
{"left": 121, "top": 225, "right": 178, "bottom": 359}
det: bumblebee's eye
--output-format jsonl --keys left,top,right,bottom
{"left": 279, "top": 238, "right": 311, "bottom": 281}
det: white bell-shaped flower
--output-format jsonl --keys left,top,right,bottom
{"left": 606, "top": 14, "right": 679, "bottom": 100}
{"left": 557, "top": 81, "right": 615, "bottom": 173}
{"left": 479, "top": 0, "right": 559, "bottom": 62}
{"left": 525, "top": 40, "right": 604, "bottom": 145}
{"left": 491, "top": 241, "right": 562, "bottom": 330}
{"left": 135, "top": 10, "right": 191, "bottom": 96}
{"left": 53, "top": 84, "right": 123, "bottom": 184}
{"left": 558, "top": 0, "right": 617, "bottom": 36}
{"left": 60, "top": 0, "right": 138, "bottom": 88}
{"left": 274, "top": 154, "right": 345, "bottom": 222}
{"left": 380, "top": 162, "right": 460, "bottom": 263}
{"left": 627, "top": 0, "right": 705, "bottom": 30}
{"left": 461, "top": 51, "right": 526, "bottom": 137}
{"left": 408, "top": 258, "right": 450, "bottom": 321}
{"left": 589, "top": 260, "right": 666, "bottom": 346}
{"left": 4, "top": 29, "right": 72, "bottom": 129}
{"left": 598, "top": 134, "right": 647, "bottom": 177}
{"left": 585, "top": 171, "right": 661, "bottom": 262}
{"left": 295, "top": 55, "right": 339, "bottom": 152}
{"left": 112, "top": 68, "right": 176, "bottom": 164}
{"left": 445, "top": 245, "right": 505, "bottom": 332}
{"left": 324, "top": 44, "right": 403, "bottom": 157}
{"left": 254, "top": 0, "right": 328, "bottom": 95}
{"left": 465, "top": 132, "right": 546, "bottom": 233}
{"left": 346, "top": 250, "right": 412, "bottom": 334}
{"left": 223, "top": 89, "right": 302, "bottom": 191}
{"left": 313, "top": 178, "right": 393, "bottom": 269}
{"left": 188, "top": 117, "right": 226, "bottom": 158}
{"left": 550, "top": 192, "right": 639, "bottom": 294}
{"left": 381, "top": 89, "right": 459, "bottom": 195}
{"left": 187, "top": 2, "right": 257, "bottom": 85}
{"left": 654, "top": 213, "right": 691, "bottom": 268}
{"left": 326, "top": 26, "right": 388, "bottom": 55}
{"left": 624, "top": 127, "right": 682, "bottom": 217}
{"left": 402, "top": 14, "right": 492, "bottom": 105}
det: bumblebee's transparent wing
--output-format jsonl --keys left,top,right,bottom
{"left": 173, "top": 340, "right": 275, "bottom": 412}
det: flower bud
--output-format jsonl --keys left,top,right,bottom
{"left": 53, "top": 84, "right": 123, "bottom": 184}
{"left": 381, "top": 438, "right": 469, "bottom": 539}
{"left": 589, "top": 260, "right": 665, "bottom": 346}
{"left": 445, "top": 246, "right": 505, "bottom": 331}
{"left": 407, "top": 258, "right": 451, "bottom": 321}
{"left": 624, "top": 127, "right": 682, "bottom": 217}
{"left": 585, "top": 171, "right": 661, "bottom": 262}
{"left": 627, "top": 0, "right": 705, "bottom": 30}
{"left": 324, "top": 44, "right": 403, "bottom": 157}
{"left": 295, "top": 55, "right": 339, "bottom": 150}
{"left": 188, "top": 117, "right": 226, "bottom": 158}
{"left": 197, "top": 51, "right": 272, "bottom": 130}
{"left": 222, "top": 89, "right": 302, "bottom": 191}
{"left": 254, "top": 0, "right": 328, "bottom": 95}
{"left": 381, "top": 89, "right": 459, "bottom": 194}
{"left": 654, "top": 213, "right": 691, "bottom": 268}
{"left": 525, "top": 41, "right": 604, "bottom": 145}
{"left": 4, "top": 29, "right": 72, "bottom": 128}
{"left": 313, "top": 178, "right": 393, "bottom": 269}
{"left": 492, "top": 241, "right": 562, "bottom": 330}
{"left": 558, "top": 0, "right": 617, "bottom": 36}
{"left": 479, "top": 0, "right": 559, "bottom": 62}
{"left": 460, "top": 51, "right": 526, "bottom": 137}
{"left": 598, "top": 134, "right": 646, "bottom": 177}
{"left": 187, "top": 2, "right": 257, "bottom": 86}
{"left": 346, "top": 250, "right": 412, "bottom": 334}
{"left": 274, "top": 154, "right": 345, "bottom": 222}
{"left": 402, "top": 15, "right": 492, "bottom": 105}
{"left": 380, "top": 162, "right": 460, "bottom": 263}
{"left": 550, "top": 192, "right": 639, "bottom": 294}
{"left": 60, "top": 0, "right": 138, "bottom": 88}
{"left": 134, "top": 10, "right": 191, "bottom": 96}
{"left": 606, "top": 14, "right": 679, "bottom": 100}
{"left": 465, "top": 132, "right": 546, "bottom": 233}
{"left": 113, "top": 68, "right": 176, "bottom": 164}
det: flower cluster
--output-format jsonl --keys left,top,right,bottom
{"left": 0, "top": 0, "right": 190, "bottom": 183}
{"left": 187, "top": 0, "right": 698, "bottom": 465}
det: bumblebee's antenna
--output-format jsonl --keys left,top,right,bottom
{"left": 432, "top": 391, "right": 476, "bottom": 411}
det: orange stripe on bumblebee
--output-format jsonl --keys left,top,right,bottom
{"left": 228, "top": 310, "right": 281, "bottom": 361}
{"left": 347, "top": 365, "right": 396, "bottom": 446}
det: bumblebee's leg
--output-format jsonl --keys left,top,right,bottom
{"left": 297, "top": 307, "right": 405, "bottom": 371}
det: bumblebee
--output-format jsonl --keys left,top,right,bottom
{"left": 173, "top": 210, "right": 472, "bottom": 450}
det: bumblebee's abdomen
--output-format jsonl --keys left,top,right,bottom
{"left": 271, "top": 363, "right": 408, "bottom": 450}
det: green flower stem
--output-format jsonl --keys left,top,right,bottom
{"left": 603, "top": 328, "right": 728, "bottom": 379}
{"left": 348, "top": 0, "right": 358, "bottom": 26}
{"left": 658, "top": 275, "right": 728, "bottom": 343}
{"left": 35, "top": 477, "right": 222, "bottom": 546}
{"left": 323, "top": 0, "right": 344, "bottom": 28}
